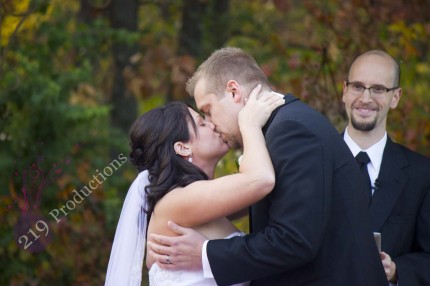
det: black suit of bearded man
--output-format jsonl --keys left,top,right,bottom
{"left": 368, "top": 137, "right": 430, "bottom": 285}
{"left": 207, "top": 94, "right": 387, "bottom": 286}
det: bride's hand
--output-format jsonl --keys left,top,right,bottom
{"left": 238, "top": 84, "right": 285, "bottom": 129}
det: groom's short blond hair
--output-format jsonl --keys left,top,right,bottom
{"left": 186, "top": 47, "right": 271, "bottom": 98}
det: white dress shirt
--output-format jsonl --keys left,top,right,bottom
{"left": 343, "top": 127, "right": 386, "bottom": 195}
{"left": 202, "top": 240, "right": 213, "bottom": 278}
{"left": 344, "top": 128, "right": 397, "bottom": 285}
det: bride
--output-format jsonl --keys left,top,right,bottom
{"left": 105, "top": 85, "right": 284, "bottom": 285}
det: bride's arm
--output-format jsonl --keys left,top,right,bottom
{"left": 227, "top": 208, "right": 248, "bottom": 221}
{"left": 157, "top": 86, "right": 284, "bottom": 227}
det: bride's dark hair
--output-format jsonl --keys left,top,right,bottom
{"left": 129, "top": 102, "right": 209, "bottom": 214}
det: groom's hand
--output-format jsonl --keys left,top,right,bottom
{"left": 148, "top": 221, "right": 206, "bottom": 271}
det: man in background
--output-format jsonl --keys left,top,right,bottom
{"left": 342, "top": 50, "right": 430, "bottom": 285}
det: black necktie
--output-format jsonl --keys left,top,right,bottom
{"left": 355, "top": 151, "right": 372, "bottom": 201}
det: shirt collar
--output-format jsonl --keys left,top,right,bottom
{"left": 343, "top": 127, "right": 387, "bottom": 174}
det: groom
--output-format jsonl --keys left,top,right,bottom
{"left": 148, "top": 47, "right": 387, "bottom": 285}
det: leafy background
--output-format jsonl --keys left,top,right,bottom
{"left": 0, "top": 0, "right": 429, "bottom": 285}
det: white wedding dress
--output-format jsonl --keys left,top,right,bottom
{"left": 105, "top": 171, "right": 249, "bottom": 286}
{"left": 148, "top": 232, "right": 249, "bottom": 286}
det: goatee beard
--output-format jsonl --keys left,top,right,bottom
{"left": 351, "top": 115, "right": 377, "bottom": 131}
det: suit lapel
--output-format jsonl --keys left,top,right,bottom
{"left": 369, "top": 138, "right": 409, "bottom": 231}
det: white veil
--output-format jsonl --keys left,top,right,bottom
{"left": 105, "top": 170, "right": 149, "bottom": 286}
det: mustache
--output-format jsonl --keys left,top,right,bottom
{"left": 353, "top": 102, "right": 379, "bottom": 110}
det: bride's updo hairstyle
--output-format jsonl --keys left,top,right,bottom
{"left": 129, "top": 102, "right": 209, "bottom": 214}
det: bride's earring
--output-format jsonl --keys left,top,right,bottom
{"left": 188, "top": 152, "right": 193, "bottom": 163}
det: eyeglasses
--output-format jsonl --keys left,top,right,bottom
{"left": 345, "top": 81, "right": 398, "bottom": 98}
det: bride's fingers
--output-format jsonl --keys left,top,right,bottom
{"left": 255, "top": 93, "right": 284, "bottom": 111}
{"left": 248, "top": 84, "right": 262, "bottom": 102}
{"left": 259, "top": 91, "right": 283, "bottom": 103}
{"left": 268, "top": 100, "right": 285, "bottom": 111}
{"left": 265, "top": 95, "right": 285, "bottom": 107}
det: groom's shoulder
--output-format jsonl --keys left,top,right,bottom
{"left": 283, "top": 93, "right": 299, "bottom": 105}
{"left": 278, "top": 93, "right": 327, "bottom": 121}
{"left": 273, "top": 93, "right": 339, "bottom": 135}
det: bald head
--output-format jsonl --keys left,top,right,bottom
{"left": 348, "top": 50, "right": 401, "bottom": 87}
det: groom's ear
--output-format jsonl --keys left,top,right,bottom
{"left": 226, "top": 80, "right": 242, "bottom": 103}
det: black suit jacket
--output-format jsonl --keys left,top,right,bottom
{"left": 207, "top": 95, "right": 387, "bottom": 285}
{"left": 369, "top": 137, "right": 430, "bottom": 285}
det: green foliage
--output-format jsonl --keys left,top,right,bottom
{"left": 0, "top": 0, "right": 137, "bottom": 284}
